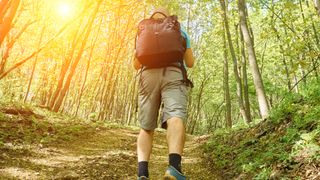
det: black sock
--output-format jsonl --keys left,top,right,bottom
{"left": 169, "top": 153, "right": 182, "bottom": 173}
{"left": 138, "top": 161, "right": 149, "bottom": 177}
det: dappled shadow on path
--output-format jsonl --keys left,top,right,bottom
{"left": 0, "top": 128, "right": 218, "bottom": 179}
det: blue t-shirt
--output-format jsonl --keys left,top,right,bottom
{"left": 181, "top": 29, "right": 191, "bottom": 49}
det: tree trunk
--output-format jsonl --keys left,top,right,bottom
{"left": 97, "top": 8, "right": 120, "bottom": 121}
{"left": 189, "top": 76, "right": 207, "bottom": 134}
{"left": 238, "top": 0, "right": 269, "bottom": 119}
{"left": 239, "top": 26, "right": 252, "bottom": 121}
{"left": 0, "top": 20, "right": 33, "bottom": 74}
{"left": 290, "top": 59, "right": 299, "bottom": 93}
{"left": 219, "top": 0, "right": 250, "bottom": 123}
{"left": 74, "top": 19, "right": 102, "bottom": 116}
{"left": 300, "top": 0, "right": 319, "bottom": 79}
{"left": 0, "top": 0, "right": 10, "bottom": 17}
{"left": 126, "top": 67, "right": 138, "bottom": 125}
{"left": 53, "top": 1, "right": 101, "bottom": 112}
{"left": 222, "top": 25, "right": 232, "bottom": 128}
{"left": 24, "top": 25, "right": 45, "bottom": 102}
{"left": 97, "top": 2, "right": 133, "bottom": 121}
{"left": 49, "top": 23, "right": 83, "bottom": 109}
{"left": 315, "top": 0, "right": 320, "bottom": 16}
{"left": 305, "top": 1, "right": 320, "bottom": 48}
{"left": 0, "top": 0, "right": 20, "bottom": 46}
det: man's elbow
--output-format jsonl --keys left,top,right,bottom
{"left": 186, "top": 60, "right": 194, "bottom": 68}
{"left": 134, "top": 64, "right": 140, "bottom": 70}
{"left": 184, "top": 48, "right": 195, "bottom": 68}
{"left": 133, "top": 58, "right": 141, "bottom": 70}
{"left": 133, "top": 63, "right": 140, "bottom": 70}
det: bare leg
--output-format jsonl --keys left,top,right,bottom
{"left": 137, "top": 129, "right": 154, "bottom": 162}
{"left": 166, "top": 117, "right": 185, "bottom": 155}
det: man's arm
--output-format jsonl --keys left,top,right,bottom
{"left": 184, "top": 48, "right": 194, "bottom": 68}
{"left": 180, "top": 29, "right": 194, "bottom": 68}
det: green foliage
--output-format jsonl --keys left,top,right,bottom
{"left": 290, "top": 131, "right": 320, "bottom": 161}
{"left": 253, "top": 167, "right": 272, "bottom": 180}
{"left": 204, "top": 81, "right": 320, "bottom": 178}
{"left": 281, "top": 128, "right": 299, "bottom": 143}
{"left": 269, "top": 93, "right": 303, "bottom": 124}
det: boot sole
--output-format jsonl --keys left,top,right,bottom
{"left": 163, "top": 175, "right": 176, "bottom": 180}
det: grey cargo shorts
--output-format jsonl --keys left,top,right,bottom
{"left": 138, "top": 66, "right": 189, "bottom": 130}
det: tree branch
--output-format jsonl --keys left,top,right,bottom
{"left": 0, "top": 5, "right": 93, "bottom": 80}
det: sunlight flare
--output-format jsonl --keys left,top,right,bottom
{"left": 56, "top": 2, "right": 75, "bottom": 19}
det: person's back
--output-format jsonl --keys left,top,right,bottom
{"left": 134, "top": 7, "right": 194, "bottom": 70}
{"left": 134, "top": 7, "right": 195, "bottom": 180}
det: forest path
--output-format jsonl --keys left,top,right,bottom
{"left": 0, "top": 126, "right": 218, "bottom": 179}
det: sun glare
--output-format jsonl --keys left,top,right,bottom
{"left": 57, "top": 2, "right": 74, "bottom": 19}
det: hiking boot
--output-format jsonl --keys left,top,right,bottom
{"left": 163, "top": 166, "right": 186, "bottom": 180}
{"left": 137, "top": 176, "right": 149, "bottom": 180}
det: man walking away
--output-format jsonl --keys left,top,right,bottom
{"left": 134, "top": 7, "right": 195, "bottom": 180}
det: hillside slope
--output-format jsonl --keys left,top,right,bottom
{"left": 204, "top": 82, "right": 320, "bottom": 179}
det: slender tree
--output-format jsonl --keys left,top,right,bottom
{"left": 222, "top": 25, "right": 232, "bottom": 128}
{"left": 24, "top": 25, "right": 46, "bottom": 102}
{"left": 0, "top": 0, "right": 20, "bottom": 46}
{"left": 53, "top": 1, "right": 102, "bottom": 112}
{"left": 269, "top": 1, "right": 291, "bottom": 91}
{"left": 238, "top": 0, "right": 269, "bottom": 119}
{"left": 315, "top": 0, "right": 320, "bottom": 16}
{"left": 74, "top": 21, "right": 102, "bottom": 116}
{"left": 219, "top": 0, "right": 250, "bottom": 123}
{"left": 239, "top": 26, "right": 252, "bottom": 121}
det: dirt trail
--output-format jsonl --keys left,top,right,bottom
{"left": 0, "top": 127, "right": 218, "bottom": 179}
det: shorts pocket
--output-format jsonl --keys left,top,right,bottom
{"left": 138, "top": 74, "right": 148, "bottom": 95}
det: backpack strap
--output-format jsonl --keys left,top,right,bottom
{"left": 166, "top": 61, "right": 193, "bottom": 88}
{"left": 178, "top": 60, "right": 194, "bottom": 88}
{"left": 150, "top": 12, "right": 168, "bottom": 19}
